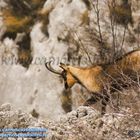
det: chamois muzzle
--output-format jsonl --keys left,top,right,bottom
{"left": 45, "top": 61, "right": 62, "bottom": 75}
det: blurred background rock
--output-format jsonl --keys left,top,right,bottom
{"left": 0, "top": 0, "right": 139, "bottom": 121}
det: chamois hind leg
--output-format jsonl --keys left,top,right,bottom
{"left": 101, "top": 93, "right": 110, "bottom": 115}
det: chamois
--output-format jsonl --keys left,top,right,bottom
{"left": 45, "top": 50, "right": 140, "bottom": 114}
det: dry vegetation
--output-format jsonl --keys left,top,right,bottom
{"left": 109, "top": 0, "right": 133, "bottom": 26}
{"left": 58, "top": 0, "right": 140, "bottom": 116}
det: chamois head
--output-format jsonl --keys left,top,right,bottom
{"left": 45, "top": 61, "right": 77, "bottom": 89}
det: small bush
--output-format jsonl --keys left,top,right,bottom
{"left": 109, "top": 1, "right": 133, "bottom": 26}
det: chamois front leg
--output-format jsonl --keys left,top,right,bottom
{"left": 84, "top": 93, "right": 102, "bottom": 106}
{"left": 84, "top": 92, "right": 110, "bottom": 115}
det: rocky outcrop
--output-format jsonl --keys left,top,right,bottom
{"left": 47, "top": 106, "right": 139, "bottom": 140}
{"left": 0, "top": 104, "right": 139, "bottom": 140}
{"left": 0, "top": 103, "right": 46, "bottom": 131}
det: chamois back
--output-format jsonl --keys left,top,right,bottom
{"left": 46, "top": 50, "right": 140, "bottom": 93}
{"left": 105, "top": 50, "right": 140, "bottom": 77}
{"left": 60, "top": 50, "right": 140, "bottom": 93}
{"left": 45, "top": 50, "right": 140, "bottom": 114}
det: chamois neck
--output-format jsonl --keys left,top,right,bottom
{"left": 68, "top": 66, "right": 103, "bottom": 93}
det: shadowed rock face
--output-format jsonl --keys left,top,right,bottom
{"left": 1, "top": 1, "right": 46, "bottom": 36}
{"left": 17, "top": 33, "right": 33, "bottom": 68}
{"left": 1, "top": 0, "right": 46, "bottom": 39}
{"left": 1, "top": 0, "right": 47, "bottom": 68}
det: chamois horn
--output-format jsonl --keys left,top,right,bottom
{"left": 45, "top": 61, "right": 61, "bottom": 75}
{"left": 59, "top": 63, "right": 69, "bottom": 70}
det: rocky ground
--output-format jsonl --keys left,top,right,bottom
{"left": 0, "top": 103, "right": 139, "bottom": 140}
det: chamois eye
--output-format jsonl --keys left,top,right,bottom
{"left": 61, "top": 71, "right": 69, "bottom": 89}
{"left": 62, "top": 71, "right": 67, "bottom": 79}
{"left": 64, "top": 80, "right": 69, "bottom": 89}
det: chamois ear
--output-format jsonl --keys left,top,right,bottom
{"left": 59, "top": 63, "right": 69, "bottom": 70}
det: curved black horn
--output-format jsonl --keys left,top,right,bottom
{"left": 45, "top": 61, "right": 62, "bottom": 75}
